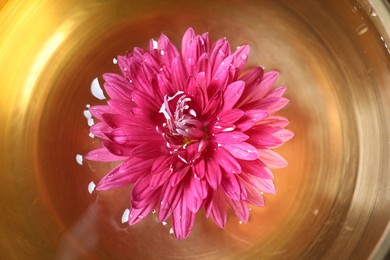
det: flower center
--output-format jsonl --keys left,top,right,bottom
{"left": 158, "top": 91, "right": 208, "bottom": 161}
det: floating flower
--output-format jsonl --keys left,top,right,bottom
{"left": 84, "top": 27, "right": 293, "bottom": 239}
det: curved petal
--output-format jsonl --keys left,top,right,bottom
{"left": 172, "top": 198, "right": 196, "bottom": 239}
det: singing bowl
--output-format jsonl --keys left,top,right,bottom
{"left": 1, "top": 0, "right": 390, "bottom": 259}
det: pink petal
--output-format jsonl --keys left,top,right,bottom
{"left": 209, "top": 38, "right": 231, "bottom": 76}
{"left": 256, "top": 178, "right": 276, "bottom": 194}
{"left": 202, "top": 90, "right": 223, "bottom": 120}
{"left": 107, "top": 99, "right": 136, "bottom": 117}
{"left": 241, "top": 178, "right": 265, "bottom": 207}
{"left": 232, "top": 45, "right": 250, "bottom": 76}
{"left": 119, "top": 157, "right": 155, "bottom": 175}
{"left": 89, "top": 122, "right": 111, "bottom": 139}
{"left": 158, "top": 182, "right": 183, "bottom": 221}
{"left": 247, "top": 131, "right": 283, "bottom": 148}
{"left": 170, "top": 166, "right": 190, "bottom": 186}
{"left": 257, "top": 116, "right": 289, "bottom": 128}
{"left": 184, "top": 177, "right": 205, "bottom": 213}
{"left": 259, "top": 149, "right": 288, "bottom": 168}
{"left": 222, "top": 80, "right": 245, "bottom": 111}
{"left": 240, "top": 159, "right": 274, "bottom": 179}
{"left": 84, "top": 147, "right": 126, "bottom": 162}
{"left": 224, "top": 142, "right": 259, "bottom": 160}
{"left": 88, "top": 105, "right": 114, "bottom": 121}
{"left": 132, "top": 143, "right": 163, "bottom": 158}
{"left": 245, "top": 97, "right": 289, "bottom": 114}
{"left": 237, "top": 67, "right": 264, "bottom": 106}
{"left": 208, "top": 55, "right": 235, "bottom": 93}
{"left": 211, "top": 109, "right": 244, "bottom": 134}
{"left": 256, "top": 71, "right": 280, "bottom": 99}
{"left": 171, "top": 57, "right": 187, "bottom": 92}
{"left": 227, "top": 198, "right": 249, "bottom": 222}
{"left": 222, "top": 172, "right": 247, "bottom": 201}
{"left": 150, "top": 157, "right": 173, "bottom": 189}
{"left": 128, "top": 202, "right": 156, "bottom": 225}
{"left": 193, "top": 159, "right": 206, "bottom": 179}
{"left": 96, "top": 158, "right": 152, "bottom": 191}
{"left": 205, "top": 159, "right": 222, "bottom": 190}
{"left": 157, "top": 34, "right": 180, "bottom": 66}
{"left": 102, "top": 73, "right": 133, "bottom": 100}
{"left": 273, "top": 129, "right": 294, "bottom": 142}
{"left": 267, "top": 86, "right": 287, "bottom": 98}
{"left": 236, "top": 109, "right": 269, "bottom": 132}
{"left": 109, "top": 127, "right": 161, "bottom": 144}
{"left": 131, "top": 174, "right": 159, "bottom": 209}
{"left": 172, "top": 198, "right": 196, "bottom": 239}
{"left": 213, "top": 147, "right": 241, "bottom": 174}
{"left": 131, "top": 90, "right": 160, "bottom": 111}
{"left": 103, "top": 141, "right": 134, "bottom": 157}
{"left": 205, "top": 190, "right": 227, "bottom": 228}
{"left": 211, "top": 131, "right": 249, "bottom": 144}
{"left": 181, "top": 28, "right": 196, "bottom": 66}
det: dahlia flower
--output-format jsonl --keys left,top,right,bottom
{"left": 84, "top": 27, "right": 293, "bottom": 239}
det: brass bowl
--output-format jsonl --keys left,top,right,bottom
{"left": 1, "top": 0, "right": 390, "bottom": 259}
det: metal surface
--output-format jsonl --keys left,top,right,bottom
{"left": 1, "top": 0, "right": 390, "bottom": 259}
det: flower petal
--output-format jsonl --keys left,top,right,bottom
{"left": 222, "top": 80, "right": 245, "bottom": 111}
{"left": 205, "top": 190, "right": 227, "bottom": 228}
{"left": 222, "top": 172, "right": 247, "bottom": 201}
{"left": 172, "top": 198, "right": 196, "bottom": 239}
{"left": 273, "top": 129, "right": 294, "bottom": 143}
{"left": 240, "top": 159, "right": 274, "bottom": 179}
{"left": 227, "top": 198, "right": 249, "bottom": 222}
{"left": 211, "top": 131, "right": 249, "bottom": 144}
{"left": 84, "top": 146, "right": 126, "bottom": 162}
{"left": 259, "top": 149, "right": 288, "bottom": 168}
{"left": 213, "top": 147, "right": 241, "bottom": 174}
{"left": 132, "top": 143, "right": 163, "bottom": 158}
{"left": 128, "top": 202, "right": 156, "bottom": 225}
{"left": 158, "top": 182, "right": 183, "bottom": 221}
{"left": 224, "top": 142, "right": 259, "bottom": 160}
{"left": 205, "top": 159, "right": 222, "bottom": 190}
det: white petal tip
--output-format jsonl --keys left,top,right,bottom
{"left": 88, "top": 181, "right": 96, "bottom": 194}
{"left": 162, "top": 221, "right": 167, "bottom": 226}
{"left": 90, "top": 78, "right": 106, "bottom": 100}
{"left": 113, "top": 58, "right": 118, "bottom": 64}
{"left": 169, "top": 227, "right": 174, "bottom": 234}
{"left": 75, "top": 154, "right": 83, "bottom": 165}
{"left": 121, "top": 209, "right": 130, "bottom": 223}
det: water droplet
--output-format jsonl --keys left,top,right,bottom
{"left": 90, "top": 78, "right": 106, "bottom": 100}
{"left": 75, "top": 154, "right": 83, "bottom": 165}
{"left": 113, "top": 58, "right": 118, "bottom": 64}
{"left": 162, "top": 221, "right": 167, "bottom": 226}
{"left": 88, "top": 182, "right": 96, "bottom": 194}
{"left": 83, "top": 110, "right": 92, "bottom": 120}
{"left": 152, "top": 39, "right": 158, "bottom": 49}
{"left": 121, "top": 209, "right": 130, "bottom": 223}
{"left": 87, "top": 118, "right": 95, "bottom": 126}
{"left": 89, "top": 132, "right": 95, "bottom": 138}
{"left": 169, "top": 227, "right": 174, "bottom": 234}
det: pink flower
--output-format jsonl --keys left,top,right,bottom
{"left": 84, "top": 27, "right": 293, "bottom": 239}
